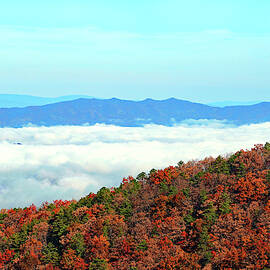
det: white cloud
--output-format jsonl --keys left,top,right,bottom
{"left": 0, "top": 121, "right": 269, "bottom": 209}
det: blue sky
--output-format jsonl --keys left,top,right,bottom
{"left": 0, "top": 0, "right": 269, "bottom": 102}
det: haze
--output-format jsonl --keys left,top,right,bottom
{"left": 0, "top": 0, "right": 270, "bottom": 102}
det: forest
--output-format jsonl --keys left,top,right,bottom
{"left": 0, "top": 143, "right": 269, "bottom": 269}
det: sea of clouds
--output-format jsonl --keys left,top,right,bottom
{"left": 0, "top": 120, "right": 270, "bottom": 209}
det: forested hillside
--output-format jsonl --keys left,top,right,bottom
{"left": 0, "top": 144, "right": 270, "bottom": 269}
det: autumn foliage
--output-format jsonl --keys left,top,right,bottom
{"left": 0, "top": 144, "right": 270, "bottom": 269}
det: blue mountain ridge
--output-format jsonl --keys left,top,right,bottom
{"left": 0, "top": 97, "right": 269, "bottom": 127}
{"left": 0, "top": 94, "right": 93, "bottom": 108}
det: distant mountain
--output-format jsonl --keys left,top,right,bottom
{"left": 0, "top": 98, "right": 270, "bottom": 127}
{"left": 208, "top": 100, "right": 263, "bottom": 107}
{"left": 0, "top": 94, "right": 93, "bottom": 108}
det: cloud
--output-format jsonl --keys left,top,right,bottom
{"left": 0, "top": 121, "right": 269, "bottom": 209}
{"left": 1, "top": 25, "right": 269, "bottom": 64}
{"left": 0, "top": 26, "right": 268, "bottom": 63}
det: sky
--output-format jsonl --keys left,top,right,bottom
{"left": 0, "top": 0, "right": 269, "bottom": 102}
{"left": 0, "top": 121, "right": 269, "bottom": 208}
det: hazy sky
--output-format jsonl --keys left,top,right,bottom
{"left": 0, "top": 0, "right": 269, "bottom": 102}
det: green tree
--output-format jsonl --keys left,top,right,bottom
{"left": 41, "top": 242, "right": 60, "bottom": 265}
{"left": 89, "top": 258, "right": 109, "bottom": 270}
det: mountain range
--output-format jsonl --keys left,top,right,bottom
{"left": 0, "top": 94, "right": 263, "bottom": 108}
{"left": 0, "top": 94, "right": 93, "bottom": 108}
{"left": 0, "top": 97, "right": 270, "bottom": 127}
{"left": 207, "top": 100, "right": 263, "bottom": 107}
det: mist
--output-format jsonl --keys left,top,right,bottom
{"left": 0, "top": 121, "right": 269, "bottom": 208}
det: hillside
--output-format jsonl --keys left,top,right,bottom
{"left": 0, "top": 144, "right": 269, "bottom": 269}
{"left": 0, "top": 98, "right": 270, "bottom": 127}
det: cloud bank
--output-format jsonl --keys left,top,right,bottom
{"left": 0, "top": 121, "right": 269, "bottom": 209}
